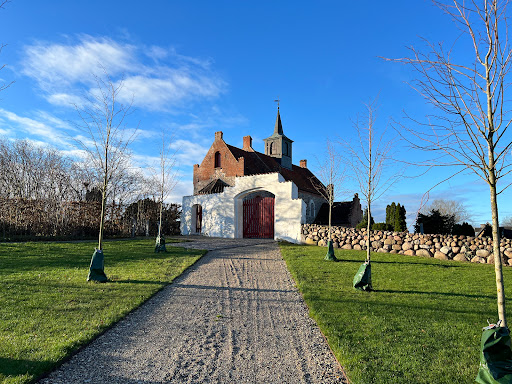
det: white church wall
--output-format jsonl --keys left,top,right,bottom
{"left": 181, "top": 173, "right": 305, "bottom": 243}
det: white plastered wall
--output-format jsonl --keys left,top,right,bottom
{"left": 181, "top": 173, "right": 306, "bottom": 243}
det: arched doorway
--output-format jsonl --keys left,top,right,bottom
{"left": 242, "top": 191, "right": 275, "bottom": 239}
{"left": 191, "top": 204, "right": 202, "bottom": 234}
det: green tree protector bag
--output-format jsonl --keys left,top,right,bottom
{"left": 476, "top": 321, "right": 512, "bottom": 384}
{"left": 324, "top": 240, "right": 337, "bottom": 261}
{"left": 155, "top": 235, "right": 167, "bottom": 253}
{"left": 87, "top": 249, "right": 108, "bottom": 282}
{"left": 353, "top": 262, "right": 372, "bottom": 291}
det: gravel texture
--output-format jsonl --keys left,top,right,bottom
{"left": 39, "top": 237, "right": 348, "bottom": 384}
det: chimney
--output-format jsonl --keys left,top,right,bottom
{"left": 243, "top": 135, "right": 254, "bottom": 151}
{"left": 299, "top": 159, "right": 307, "bottom": 168}
{"left": 215, "top": 131, "right": 223, "bottom": 141}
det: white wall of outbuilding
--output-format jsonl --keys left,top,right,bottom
{"left": 181, "top": 173, "right": 305, "bottom": 243}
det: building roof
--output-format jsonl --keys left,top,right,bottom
{"left": 264, "top": 108, "right": 293, "bottom": 142}
{"left": 225, "top": 143, "right": 323, "bottom": 195}
{"left": 314, "top": 202, "right": 353, "bottom": 226}
{"left": 197, "top": 178, "right": 230, "bottom": 195}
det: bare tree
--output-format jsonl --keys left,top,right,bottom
{"left": 0, "top": 0, "right": 13, "bottom": 93}
{"left": 422, "top": 198, "right": 471, "bottom": 224}
{"left": 341, "top": 99, "right": 399, "bottom": 265}
{"left": 154, "top": 130, "right": 177, "bottom": 252}
{"left": 311, "top": 139, "right": 345, "bottom": 260}
{"left": 73, "top": 71, "right": 137, "bottom": 281}
{"left": 389, "top": 0, "right": 512, "bottom": 326}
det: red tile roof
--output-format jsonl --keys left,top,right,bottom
{"left": 226, "top": 144, "right": 324, "bottom": 195}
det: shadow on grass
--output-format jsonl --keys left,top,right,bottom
{"left": 374, "top": 288, "right": 496, "bottom": 300}
{"left": 314, "top": 296, "right": 492, "bottom": 316}
{"left": 330, "top": 258, "right": 362, "bottom": 263}
{"left": 0, "top": 357, "right": 52, "bottom": 377}
{"left": 111, "top": 279, "right": 165, "bottom": 285}
{"left": 370, "top": 259, "right": 464, "bottom": 268}
{"left": 1, "top": 246, "right": 200, "bottom": 274}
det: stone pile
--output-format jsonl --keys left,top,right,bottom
{"left": 301, "top": 223, "right": 512, "bottom": 266}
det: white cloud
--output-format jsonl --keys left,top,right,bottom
{"left": 119, "top": 73, "right": 224, "bottom": 111}
{"left": 146, "top": 45, "right": 169, "bottom": 61}
{"left": 46, "top": 93, "right": 86, "bottom": 107}
{"left": 170, "top": 139, "right": 209, "bottom": 167}
{"left": 21, "top": 35, "right": 226, "bottom": 111}
{"left": 0, "top": 108, "right": 70, "bottom": 145}
{"left": 168, "top": 180, "right": 193, "bottom": 204}
{"left": 22, "top": 36, "right": 134, "bottom": 87}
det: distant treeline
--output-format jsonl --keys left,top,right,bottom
{"left": 0, "top": 139, "right": 180, "bottom": 241}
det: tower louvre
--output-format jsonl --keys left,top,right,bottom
{"left": 263, "top": 107, "right": 293, "bottom": 169}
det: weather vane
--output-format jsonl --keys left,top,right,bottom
{"left": 274, "top": 96, "right": 280, "bottom": 109}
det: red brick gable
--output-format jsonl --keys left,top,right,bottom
{"left": 193, "top": 132, "right": 245, "bottom": 194}
{"left": 193, "top": 132, "right": 324, "bottom": 196}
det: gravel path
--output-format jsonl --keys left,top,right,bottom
{"left": 39, "top": 238, "right": 348, "bottom": 384}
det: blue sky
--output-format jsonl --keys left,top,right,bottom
{"left": 0, "top": 0, "right": 510, "bottom": 229}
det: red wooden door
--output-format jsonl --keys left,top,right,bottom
{"left": 243, "top": 196, "right": 274, "bottom": 238}
{"left": 195, "top": 205, "right": 202, "bottom": 233}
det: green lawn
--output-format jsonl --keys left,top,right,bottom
{"left": 0, "top": 239, "right": 206, "bottom": 384}
{"left": 280, "top": 243, "right": 512, "bottom": 384}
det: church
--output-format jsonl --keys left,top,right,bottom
{"left": 180, "top": 107, "right": 362, "bottom": 243}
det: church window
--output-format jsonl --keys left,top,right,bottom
{"left": 214, "top": 151, "right": 221, "bottom": 168}
{"left": 270, "top": 142, "right": 275, "bottom": 155}
{"left": 309, "top": 200, "right": 316, "bottom": 219}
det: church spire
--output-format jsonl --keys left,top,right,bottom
{"left": 274, "top": 107, "right": 283, "bottom": 135}
{"left": 264, "top": 100, "right": 293, "bottom": 169}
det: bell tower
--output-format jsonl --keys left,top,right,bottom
{"left": 264, "top": 105, "right": 293, "bottom": 169}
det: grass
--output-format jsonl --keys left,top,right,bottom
{"left": 279, "top": 242, "right": 512, "bottom": 384}
{"left": 0, "top": 239, "right": 206, "bottom": 384}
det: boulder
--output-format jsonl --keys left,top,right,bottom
{"left": 440, "top": 246, "right": 451, "bottom": 255}
{"left": 476, "top": 249, "right": 491, "bottom": 258}
{"left": 305, "top": 237, "right": 317, "bottom": 245}
{"left": 434, "top": 251, "right": 449, "bottom": 260}
{"left": 342, "top": 244, "right": 353, "bottom": 250}
{"left": 416, "top": 249, "right": 433, "bottom": 258}
{"left": 402, "top": 242, "right": 413, "bottom": 251}
{"left": 404, "top": 250, "right": 415, "bottom": 256}
{"left": 353, "top": 244, "right": 362, "bottom": 250}
{"left": 471, "top": 256, "right": 486, "bottom": 264}
{"left": 453, "top": 254, "right": 468, "bottom": 262}
{"left": 377, "top": 248, "right": 388, "bottom": 253}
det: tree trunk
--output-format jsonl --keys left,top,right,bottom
{"left": 98, "top": 146, "right": 108, "bottom": 251}
{"left": 489, "top": 168, "right": 506, "bottom": 327}
{"left": 98, "top": 179, "right": 107, "bottom": 250}
{"left": 328, "top": 200, "right": 332, "bottom": 241}
{"left": 158, "top": 200, "right": 163, "bottom": 239}
{"left": 366, "top": 203, "right": 371, "bottom": 263}
{"left": 158, "top": 163, "right": 164, "bottom": 239}
{"left": 485, "top": 43, "right": 507, "bottom": 326}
